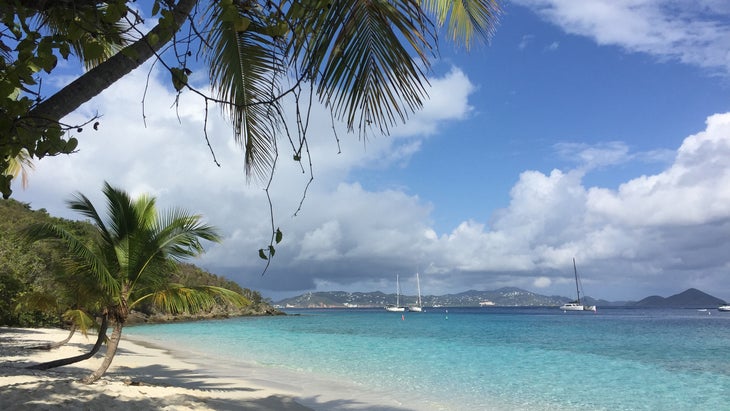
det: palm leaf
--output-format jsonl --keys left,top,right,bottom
{"left": 62, "top": 309, "right": 97, "bottom": 336}
{"left": 204, "top": 2, "right": 284, "bottom": 182}
{"left": 154, "top": 208, "right": 221, "bottom": 258}
{"left": 3, "top": 149, "right": 34, "bottom": 189}
{"left": 422, "top": 0, "right": 501, "bottom": 47}
{"left": 132, "top": 285, "right": 250, "bottom": 314}
{"left": 22, "top": 222, "right": 121, "bottom": 297}
{"left": 291, "top": 0, "right": 434, "bottom": 134}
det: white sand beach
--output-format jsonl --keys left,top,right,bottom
{"left": 0, "top": 327, "right": 414, "bottom": 411}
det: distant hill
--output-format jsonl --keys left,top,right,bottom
{"left": 276, "top": 287, "right": 727, "bottom": 309}
{"left": 278, "top": 287, "right": 574, "bottom": 308}
{"left": 633, "top": 288, "right": 727, "bottom": 308}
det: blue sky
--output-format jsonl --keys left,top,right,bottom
{"left": 11, "top": 1, "right": 730, "bottom": 303}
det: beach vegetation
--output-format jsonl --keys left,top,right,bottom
{"left": 21, "top": 182, "right": 250, "bottom": 383}
{"left": 0, "top": 197, "right": 275, "bottom": 328}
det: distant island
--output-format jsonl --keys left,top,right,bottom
{"left": 633, "top": 288, "right": 726, "bottom": 308}
{"left": 275, "top": 287, "right": 728, "bottom": 309}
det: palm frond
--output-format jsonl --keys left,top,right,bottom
{"left": 22, "top": 222, "right": 121, "bottom": 297}
{"left": 61, "top": 309, "right": 97, "bottom": 336}
{"left": 154, "top": 208, "right": 222, "bottom": 259}
{"left": 101, "top": 181, "right": 138, "bottom": 242}
{"left": 422, "top": 0, "right": 501, "bottom": 48}
{"left": 291, "top": 0, "right": 434, "bottom": 134}
{"left": 3, "top": 148, "right": 34, "bottom": 189}
{"left": 66, "top": 191, "right": 112, "bottom": 244}
{"left": 204, "top": 2, "right": 284, "bottom": 182}
{"left": 133, "top": 285, "right": 249, "bottom": 314}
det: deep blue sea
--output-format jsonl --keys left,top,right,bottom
{"left": 125, "top": 307, "right": 730, "bottom": 410}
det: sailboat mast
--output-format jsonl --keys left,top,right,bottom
{"left": 573, "top": 258, "right": 581, "bottom": 304}
{"left": 416, "top": 272, "right": 422, "bottom": 306}
{"left": 396, "top": 274, "right": 400, "bottom": 306}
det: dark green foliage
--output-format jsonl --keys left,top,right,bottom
{"left": 0, "top": 199, "right": 85, "bottom": 326}
{"left": 0, "top": 198, "right": 278, "bottom": 326}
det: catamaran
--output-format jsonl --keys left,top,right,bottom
{"left": 560, "top": 258, "right": 596, "bottom": 312}
{"left": 409, "top": 272, "right": 424, "bottom": 312}
{"left": 385, "top": 274, "right": 406, "bottom": 312}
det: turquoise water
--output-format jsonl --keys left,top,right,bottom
{"left": 126, "top": 308, "right": 730, "bottom": 410}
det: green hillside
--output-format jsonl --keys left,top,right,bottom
{"left": 0, "top": 199, "right": 280, "bottom": 327}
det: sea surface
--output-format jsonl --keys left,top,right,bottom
{"left": 126, "top": 307, "right": 730, "bottom": 410}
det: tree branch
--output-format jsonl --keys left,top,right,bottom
{"left": 27, "top": 0, "right": 198, "bottom": 124}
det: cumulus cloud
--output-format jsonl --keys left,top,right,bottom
{"left": 512, "top": 0, "right": 730, "bottom": 75}
{"left": 417, "top": 112, "right": 730, "bottom": 300}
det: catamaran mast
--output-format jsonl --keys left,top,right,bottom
{"left": 573, "top": 257, "right": 581, "bottom": 304}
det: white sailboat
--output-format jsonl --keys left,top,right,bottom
{"left": 409, "top": 272, "right": 424, "bottom": 312}
{"left": 560, "top": 258, "right": 597, "bottom": 312}
{"left": 385, "top": 274, "right": 406, "bottom": 312}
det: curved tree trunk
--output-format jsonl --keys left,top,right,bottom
{"left": 81, "top": 320, "right": 123, "bottom": 384}
{"left": 27, "top": 0, "right": 198, "bottom": 124}
{"left": 26, "top": 314, "right": 108, "bottom": 370}
{"left": 29, "top": 323, "right": 77, "bottom": 350}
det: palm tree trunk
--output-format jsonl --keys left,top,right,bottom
{"left": 29, "top": 323, "right": 77, "bottom": 350}
{"left": 27, "top": 0, "right": 197, "bottom": 124}
{"left": 81, "top": 320, "right": 123, "bottom": 384}
{"left": 26, "top": 314, "right": 108, "bottom": 370}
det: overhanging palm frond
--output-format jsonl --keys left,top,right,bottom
{"left": 423, "top": 0, "right": 501, "bottom": 48}
{"left": 204, "top": 2, "right": 284, "bottom": 182}
{"left": 132, "top": 285, "right": 250, "bottom": 314}
{"left": 292, "top": 0, "right": 434, "bottom": 134}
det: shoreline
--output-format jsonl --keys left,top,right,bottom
{"left": 0, "top": 326, "right": 415, "bottom": 410}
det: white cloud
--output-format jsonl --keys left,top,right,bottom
{"left": 414, "top": 111, "right": 730, "bottom": 300}
{"left": 519, "top": 34, "right": 534, "bottom": 50}
{"left": 513, "top": 0, "right": 730, "bottom": 74}
{"left": 587, "top": 113, "right": 730, "bottom": 226}
{"left": 533, "top": 276, "right": 552, "bottom": 288}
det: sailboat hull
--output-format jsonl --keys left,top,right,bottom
{"left": 408, "top": 306, "right": 423, "bottom": 312}
{"left": 560, "top": 303, "right": 596, "bottom": 312}
{"left": 385, "top": 306, "right": 406, "bottom": 312}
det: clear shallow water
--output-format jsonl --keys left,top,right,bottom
{"left": 126, "top": 308, "right": 730, "bottom": 410}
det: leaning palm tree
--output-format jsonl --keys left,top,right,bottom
{"left": 24, "top": 181, "right": 249, "bottom": 383}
